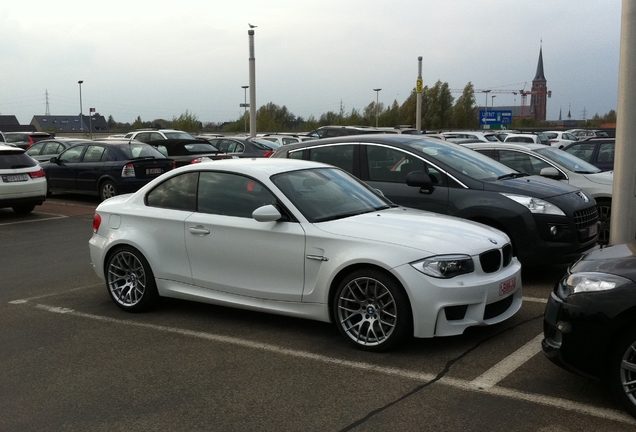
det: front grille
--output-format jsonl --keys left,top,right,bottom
{"left": 479, "top": 243, "right": 513, "bottom": 274}
{"left": 574, "top": 206, "right": 599, "bottom": 229}
{"left": 502, "top": 244, "right": 513, "bottom": 267}
{"left": 484, "top": 295, "right": 514, "bottom": 320}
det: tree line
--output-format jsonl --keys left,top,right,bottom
{"left": 106, "top": 82, "right": 617, "bottom": 133}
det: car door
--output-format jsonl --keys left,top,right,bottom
{"left": 361, "top": 144, "right": 450, "bottom": 214}
{"left": 76, "top": 145, "right": 107, "bottom": 192}
{"left": 184, "top": 171, "right": 306, "bottom": 301}
{"left": 46, "top": 144, "right": 85, "bottom": 190}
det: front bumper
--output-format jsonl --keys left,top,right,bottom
{"left": 395, "top": 258, "right": 522, "bottom": 339}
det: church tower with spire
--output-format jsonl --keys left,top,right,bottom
{"left": 531, "top": 44, "right": 548, "bottom": 122}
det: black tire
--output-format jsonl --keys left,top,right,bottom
{"left": 12, "top": 204, "right": 36, "bottom": 214}
{"left": 333, "top": 268, "right": 412, "bottom": 352}
{"left": 105, "top": 246, "right": 159, "bottom": 313}
{"left": 100, "top": 180, "right": 118, "bottom": 201}
{"left": 596, "top": 199, "right": 611, "bottom": 245}
{"left": 609, "top": 327, "right": 636, "bottom": 419}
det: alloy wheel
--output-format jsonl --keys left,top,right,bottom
{"left": 336, "top": 276, "right": 397, "bottom": 347}
{"left": 107, "top": 250, "right": 148, "bottom": 307}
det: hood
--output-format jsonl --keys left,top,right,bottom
{"left": 571, "top": 241, "right": 636, "bottom": 280}
{"left": 485, "top": 175, "right": 579, "bottom": 199}
{"left": 315, "top": 207, "right": 509, "bottom": 256}
{"left": 582, "top": 170, "right": 613, "bottom": 186}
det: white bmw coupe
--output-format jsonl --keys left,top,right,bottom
{"left": 89, "top": 158, "right": 522, "bottom": 351}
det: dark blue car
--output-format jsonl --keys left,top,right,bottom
{"left": 42, "top": 139, "right": 174, "bottom": 201}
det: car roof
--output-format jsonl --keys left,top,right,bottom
{"left": 463, "top": 142, "right": 544, "bottom": 151}
{"left": 182, "top": 156, "right": 329, "bottom": 176}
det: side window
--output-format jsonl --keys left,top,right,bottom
{"left": 146, "top": 172, "right": 198, "bottom": 211}
{"left": 135, "top": 133, "right": 151, "bottom": 143}
{"left": 27, "top": 142, "right": 45, "bottom": 155}
{"left": 59, "top": 145, "right": 85, "bottom": 163}
{"left": 309, "top": 145, "right": 354, "bottom": 173}
{"left": 149, "top": 132, "right": 164, "bottom": 141}
{"left": 82, "top": 145, "right": 106, "bottom": 162}
{"left": 287, "top": 150, "right": 306, "bottom": 160}
{"left": 43, "top": 143, "right": 62, "bottom": 155}
{"left": 563, "top": 143, "right": 594, "bottom": 163}
{"left": 499, "top": 150, "right": 550, "bottom": 175}
{"left": 366, "top": 146, "right": 434, "bottom": 183}
{"left": 197, "top": 172, "right": 277, "bottom": 218}
{"left": 598, "top": 143, "right": 615, "bottom": 164}
{"left": 233, "top": 143, "right": 245, "bottom": 153}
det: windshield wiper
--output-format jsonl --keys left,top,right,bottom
{"left": 497, "top": 172, "right": 529, "bottom": 180}
{"left": 314, "top": 209, "right": 376, "bottom": 222}
{"left": 573, "top": 170, "right": 597, "bottom": 174}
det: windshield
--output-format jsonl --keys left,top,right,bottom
{"left": 272, "top": 167, "right": 391, "bottom": 223}
{"left": 164, "top": 131, "right": 196, "bottom": 140}
{"left": 405, "top": 139, "right": 516, "bottom": 181}
{"left": 534, "top": 146, "right": 601, "bottom": 173}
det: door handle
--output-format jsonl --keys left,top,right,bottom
{"left": 189, "top": 225, "right": 210, "bottom": 235}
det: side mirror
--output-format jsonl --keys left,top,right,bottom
{"left": 252, "top": 204, "right": 282, "bottom": 222}
{"left": 406, "top": 170, "right": 434, "bottom": 194}
{"left": 539, "top": 167, "right": 563, "bottom": 179}
{"left": 49, "top": 156, "right": 59, "bottom": 163}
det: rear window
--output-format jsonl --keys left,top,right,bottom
{"left": 0, "top": 150, "right": 38, "bottom": 169}
{"left": 5, "top": 134, "right": 27, "bottom": 143}
{"left": 117, "top": 144, "right": 167, "bottom": 159}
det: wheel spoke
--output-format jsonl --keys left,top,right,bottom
{"left": 622, "top": 359, "right": 636, "bottom": 374}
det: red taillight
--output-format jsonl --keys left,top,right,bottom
{"left": 121, "top": 163, "right": 135, "bottom": 177}
{"left": 29, "top": 168, "right": 45, "bottom": 178}
{"left": 172, "top": 161, "right": 177, "bottom": 169}
{"left": 93, "top": 213, "right": 102, "bottom": 233}
{"left": 263, "top": 151, "right": 274, "bottom": 158}
{"left": 190, "top": 158, "right": 203, "bottom": 164}
{"left": 26, "top": 137, "right": 35, "bottom": 148}
{"left": 549, "top": 139, "right": 558, "bottom": 143}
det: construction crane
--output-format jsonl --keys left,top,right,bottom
{"left": 451, "top": 85, "right": 551, "bottom": 118}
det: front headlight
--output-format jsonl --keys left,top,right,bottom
{"left": 411, "top": 254, "right": 474, "bottom": 278}
{"left": 556, "top": 272, "right": 631, "bottom": 299}
{"left": 500, "top": 193, "right": 565, "bottom": 216}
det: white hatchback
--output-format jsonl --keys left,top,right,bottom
{"left": 89, "top": 158, "right": 522, "bottom": 351}
{"left": 0, "top": 145, "right": 47, "bottom": 213}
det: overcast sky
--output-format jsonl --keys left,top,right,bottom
{"left": 0, "top": 0, "right": 622, "bottom": 126}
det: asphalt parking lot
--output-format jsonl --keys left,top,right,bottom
{"left": 1, "top": 196, "right": 635, "bottom": 431}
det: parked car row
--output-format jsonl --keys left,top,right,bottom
{"left": 272, "top": 134, "right": 600, "bottom": 266}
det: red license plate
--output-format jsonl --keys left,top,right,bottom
{"left": 499, "top": 277, "right": 516, "bottom": 296}
{"left": 146, "top": 168, "right": 162, "bottom": 175}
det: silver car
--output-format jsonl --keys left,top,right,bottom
{"left": 464, "top": 142, "right": 613, "bottom": 244}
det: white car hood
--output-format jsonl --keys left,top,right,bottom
{"left": 315, "top": 207, "right": 509, "bottom": 256}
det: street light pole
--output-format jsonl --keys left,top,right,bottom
{"left": 491, "top": 95, "right": 496, "bottom": 108}
{"left": 483, "top": 90, "right": 491, "bottom": 130}
{"left": 373, "top": 88, "right": 382, "bottom": 127}
{"left": 241, "top": 85, "right": 249, "bottom": 133}
{"left": 78, "top": 80, "right": 84, "bottom": 132}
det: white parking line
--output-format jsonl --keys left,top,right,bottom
{"left": 0, "top": 213, "right": 67, "bottom": 226}
{"left": 523, "top": 296, "right": 549, "bottom": 304}
{"left": 12, "top": 301, "right": 635, "bottom": 426}
{"left": 7, "top": 284, "right": 101, "bottom": 304}
{"left": 471, "top": 333, "right": 544, "bottom": 388}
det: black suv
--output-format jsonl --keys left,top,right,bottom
{"left": 272, "top": 135, "right": 599, "bottom": 266}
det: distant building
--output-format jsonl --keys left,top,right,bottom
{"left": 0, "top": 115, "right": 35, "bottom": 132}
{"left": 530, "top": 45, "right": 548, "bottom": 122}
{"left": 31, "top": 114, "right": 109, "bottom": 133}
